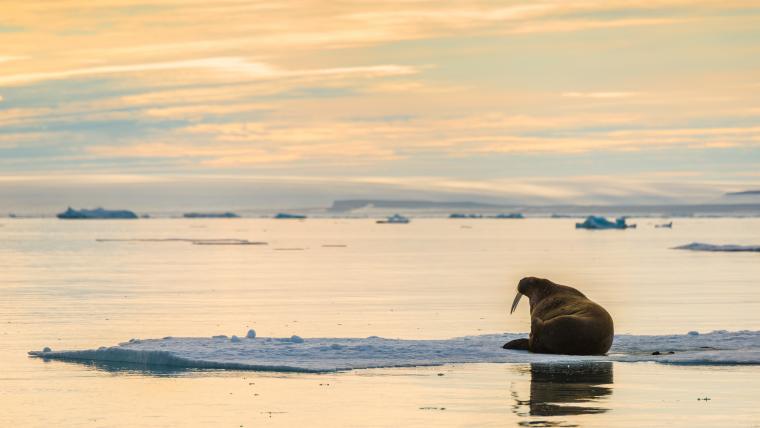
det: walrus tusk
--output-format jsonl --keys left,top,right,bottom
{"left": 510, "top": 292, "right": 522, "bottom": 314}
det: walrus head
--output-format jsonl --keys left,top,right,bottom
{"left": 510, "top": 276, "right": 555, "bottom": 314}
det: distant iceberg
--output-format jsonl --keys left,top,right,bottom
{"left": 673, "top": 242, "right": 760, "bottom": 252}
{"left": 274, "top": 213, "right": 306, "bottom": 219}
{"left": 655, "top": 222, "right": 673, "bottom": 228}
{"left": 57, "top": 207, "right": 138, "bottom": 220}
{"left": 183, "top": 212, "right": 239, "bottom": 218}
{"left": 448, "top": 213, "right": 524, "bottom": 219}
{"left": 377, "top": 214, "right": 410, "bottom": 224}
{"left": 28, "top": 330, "right": 760, "bottom": 373}
{"left": 492, "top": 213, "right": 524, "bottom": 219}
{"left": 449, "top": 213, "right": 482, "bottom": 219}
{"left": 575, "top": 216, "right": 635, "bottom": 230}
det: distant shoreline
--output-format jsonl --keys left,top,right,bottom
{"left": 7, "top": 201, "right": 760, "bottom": 219}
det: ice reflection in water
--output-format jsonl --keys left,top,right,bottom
{"left": 512, "top": 362, "right": 613, "bottom": 427}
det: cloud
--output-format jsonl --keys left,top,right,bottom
{"left": 0, "top": 56, "right": 24, "bottom": 63}
{"left": 508, "top": 17, "right": 688, "bottom": 34}
{"left": 1, "top": 0, "right": 758, "bottom": 196}
{"left": 142, "top": 103, "right": 272, "bottom": 119}
{"left": 562, "top": 91, "right": 640, "bottom": 98}
{"left": 0, "top": 57, "right": 419, "bottom": 86}
{"left": 79, "top": 111, "right": 760, "bottom": 168}
{"left": 0, "top": 172, "right": 753, "bottom": 207}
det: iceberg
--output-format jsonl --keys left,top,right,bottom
{"left": 183, "top": 212, "right": 239, "bottom": 218}
{"left": 492, "top": 213, "right": 524, "bottom": 219}
{"left": 57, "top": 207, "right": 138, "bottom": 219}
{"left": 449, "top": 213, "right": 483, "bottom": 219}
{"left": 575, "top": 216, "right": 635, "bottom": 230}
{"left": 28, "top": 330, "right": 760, "bottom": 373}
{"left": 673, "top": 242, "right": 760, "bottom": 252}
{"left": 376, "top": 214, "right": 410, "bottom": 224}
{"left": 274, "top": 213, "right": 307, "bottom": 219}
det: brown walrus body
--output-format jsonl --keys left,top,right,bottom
{"left": 504, "top": 277, "right": 614, "bottom": 355}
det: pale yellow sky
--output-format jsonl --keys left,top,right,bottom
{"left": 0, "top": 0, "right": 758, "bottom": 207}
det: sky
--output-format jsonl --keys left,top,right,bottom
{"left": 1, "top": 0, "right": 759, "bottom": 211}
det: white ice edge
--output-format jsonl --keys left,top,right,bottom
{"left": 29, "top": 331, "right": 760, "bottom": 373}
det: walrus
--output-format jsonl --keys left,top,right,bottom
{"left": 503, "top": 277, "right": 613, "bottom": 355}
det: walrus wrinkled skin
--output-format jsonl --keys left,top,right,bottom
{"left": 504, "top": 277, "right": 614, "bottom": 355}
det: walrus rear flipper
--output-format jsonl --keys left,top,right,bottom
{"left": 503, "top": 338, "right": 530, "bottom": 350}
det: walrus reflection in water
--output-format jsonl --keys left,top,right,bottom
{"left": 511, "top": 362, "right": 613, "bottom": 422}
{"left": 504, "top": 277, "right": 614, "bottom": 355}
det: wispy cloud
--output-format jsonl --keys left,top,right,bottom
{"left": 0, "top": 0, "right": 758, "bottom": 206}
{"left": 508, "top": 17, "right": 688, "bottom": 34}
{"left": 80, "top": 112, "right": 760, "bottom": 168}
{"left": 1, "top": 172, "right": 753, "bottom": 207}
{"left": 562, "top": 91, "right": 640, "bottom": 98}
{"left": 0, "top": 57, "right": 419, "bottom": 86}
{"left": 0, "top": 55, "right": 24, "bottom": 63}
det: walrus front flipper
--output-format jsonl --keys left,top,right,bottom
{"left": 503, "top": 338, "right": 530, "bottom": 350}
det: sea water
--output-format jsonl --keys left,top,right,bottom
{"left": 1, "top": 218, "right": 759, "bottom": 426}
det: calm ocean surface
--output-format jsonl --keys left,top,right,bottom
{"left": 2, "top": 218, "right": 759, "bottom": 426}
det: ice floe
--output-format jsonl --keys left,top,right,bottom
{"left": 28, "top": 330, "right": 760, "bottom": 373}
{"left": 96, "top": 238, "right": 267, "bottom": 246}
{"left": 673, "top": 242, "right": 760, "bottom": 252}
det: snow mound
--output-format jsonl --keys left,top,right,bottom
{"left": 673, "top": 242, "right": 760, "bottom": 252}
{"left": 29, "top": 331, "right": 760, "bottom": 373}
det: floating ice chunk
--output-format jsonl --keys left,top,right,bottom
{"left": 231, "top": 335, "right": 241, "bottom": 343}
{"left": 42, "top": 347, "right": 51, "bottom": 353}
{"left": 212, "top": 335, "right": 228, "bottom": 339}
{"left": 688, "top": 331, "right": 699, "bottom": 336}
{"left": 492, "top": 213, "right": 524, "bottom": 219}
{"left": 246, "top": 329, "right": 256, "bottom": 339}
{"left": 575, "top": 215, "right": 635, "bottom": 230}
{"left": 274, "top": 213, "right": 307, "bottom": 219}
{"left": 376, "top": 214, "right": 409, "bottom": 224}
{"left": 290, "top": 335, "right": 304, "bottom": 343}
{"left": 57, "top": 207, "right": 138, "bottom": 220}
{"left": 673, "top": 242, "right": 760, "bottom": 252}
{"left": 27, "top": 331, "right": 760, "bottom": 373}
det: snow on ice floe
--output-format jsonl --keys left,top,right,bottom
{"left": 28, "top": 330, "right": 760, "bottom": 373}
{"left": 673, "top": 242, "right": 760, "bottom": 252}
